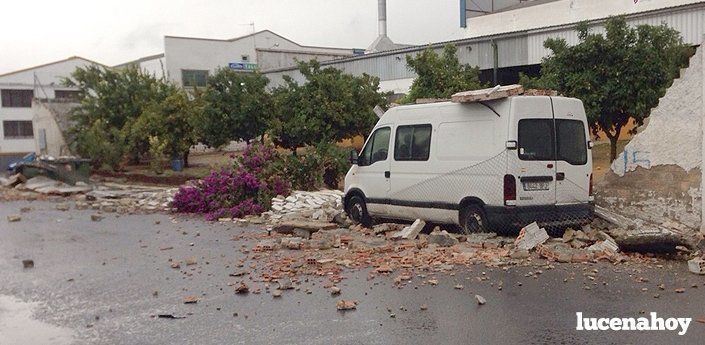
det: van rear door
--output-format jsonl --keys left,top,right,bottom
{"left": 551, "top": 98, "right": 591, "bottom": 205}
{"left": 511, "top": 97, "right": 557, "bottom": 207}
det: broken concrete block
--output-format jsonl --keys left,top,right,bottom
{"left": 56, "top": 203, "right": 70, "bottom": 211}
{"left": 235, "top": 282, "right": 249, "bottom": 294}
{"left": 1, "top": 173, "right": 25, "bottom": 188}
{"left": 277, "top": 277, "right": 294, "bottom": 290}
{"left": 281, "top": 237, "right": 304, "bottom": 250}
{"left": 427, "top": 230, "right": 459, "bottom": 247}
{"left": 514, "top": 222, "right": 549, "bottom": 251}
{"left": 451, "top": 84, "right": 523, "bottom": 103}
{"left": 688, "top": 258, "right": 705, "bottom": 275}
{"left": 336, "top": 300, "right": 357, "bottom": 311}
{"left": 332, "top": 212, "right": 352, "bottom": 227}
{"left": 273, "top": 221, "right": 338, "bottom": 234}
{"left": 90, "top": 214, "right": 104, "bottom": 222}
{"left": 253, "top": 240, "right": 278, "bottom": 252}
{"left": 587, "top": 238, "right": 619, "bottom": 253}
{"left": 7, "top": 215, "right": 21, "bottom": 222}
{"left": 475, "top": 294, "right": 486, "bottom": 305}
{"left": 392, "top": 219, "right": 425, "bottom": 240}
{"left": 183, "top": 296, "right": 198, "bottom": 304}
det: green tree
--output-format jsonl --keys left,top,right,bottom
{"left": 198, "top": 68, "right": 271, "bottom": 148}
{"left": 65, "top": 65, "right": 174, "bottom": 169}
{"left": 402, "top": 44, "right": 483, "bottom": 103}
{"left": 269, "top": 60, "right": 387, "bottom": 151}
{"left": 520, "top": 17, "right": 692, "bottom": 161}
{"left": 131, "top": 87, "right": 201, "bottom": 168}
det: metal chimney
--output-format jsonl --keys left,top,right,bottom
{"left": 378, "top": 0, "right": 387, "bottom": 37}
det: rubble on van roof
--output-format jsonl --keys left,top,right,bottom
{"left": 451, "top": 84, "right": 524, "bottom": 103}
{"left": 449, "top": 84, "right": 560, "bottom": 104}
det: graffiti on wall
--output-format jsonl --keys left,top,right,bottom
{"left": 611, "top": 149, "right": 651, "bottom": 176}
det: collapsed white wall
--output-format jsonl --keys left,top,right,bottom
{"left": 610, "top": 46, "right": 703, "bottom": 176}
{"left": 599, "top": 43, "right": 704, "bottom": 233}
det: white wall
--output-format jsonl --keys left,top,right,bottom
{"left": 466, "top": 0, "right": 705, "bottom": 38}
{"left": 256, "top": 49, "right": 349, "bottom": 71}
{"left": 0, "top": 57, "right": 98, "bottom": 155}
{"left": 378, "top": 78, "right": 414, "bottom": 95}
{"left": 611, "top": 46, "right": 703, "bottom": 176}
{"left": 164, "top": 30, "right": 351, "bottom": 86}
{"left": 138, "top": 56, "right": 166, "bottom": 80}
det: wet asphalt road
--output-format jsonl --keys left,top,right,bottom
{"left": 1, "top": 200, "right": 705, "bottom": 345}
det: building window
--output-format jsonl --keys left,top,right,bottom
{"left": 3, "top": 121, "right": 34, "bottom": 139}
{"left": 241, "top": 55, "right": 249, "bottom": 62}
{"left": 1, "top": 89, "right": 34, "bottom": 108}
{"left": 182, "top": 70, "right": 208, "bottom": 87}
{"left": 54, "top": 90, "right": 81, "bottom": 100}
{"left": 394, "top": 124, "right": 432, "bottom": 161}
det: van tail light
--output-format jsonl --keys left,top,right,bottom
{"left": 589, "top": 173, "right": 593, "bottom": 196}
{"left": 504, "top": 174, "right": 516, "bottom": 206}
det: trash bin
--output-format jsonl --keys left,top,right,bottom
{"left": 171, "top": 159, "right": 184, "bottom": 172}
{"left": 38, "top": 157, "right": 92, "bottom": 185}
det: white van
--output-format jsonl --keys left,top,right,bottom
{"left": 343, "top": 95, "right": 594, "bottom": 234}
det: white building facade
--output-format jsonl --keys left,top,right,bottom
{"left": 0, "top": 57, "right": 102, "bottom": 167}
{"left": 120, "top": 30, "right": 355, "bottom": 88}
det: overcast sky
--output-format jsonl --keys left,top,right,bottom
{"left": 0, "top": 0, "right": 467, "bottom": 74}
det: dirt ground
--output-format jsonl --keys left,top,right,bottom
{"left": 591, "top": 140, "right": 630, "bottom": 182}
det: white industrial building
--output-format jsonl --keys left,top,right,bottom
{"left": 0, "top": 57, "right": 103, "bottom": 167}
{"left": 264, "top": 0, "right": 705, "bottom": 95}
{"left": 118, "top": 30, "right": 356, "bottom": 88}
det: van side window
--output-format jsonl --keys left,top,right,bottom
{"left": 394, "top": 124, "right": 432, "bottom": 161}
{"left": 556, "top": 119, "right": 587, "bottom": 165}
{"left": 518, "top": 119, "right": 554, "bottom": 161}
{"left": 359, "top": 127, "right": 391, "bottom": 166}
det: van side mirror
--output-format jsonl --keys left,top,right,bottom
{"left": 349, "top": 150, "right": 359, "bottom": 165}
{"left": 587, "top": 140, "right": 594, "bottom": 149}
{"left": 506, "top": 140, "right": 518, "bottom": 150}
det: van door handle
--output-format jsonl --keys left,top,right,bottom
{"left": 384, "top": 171, "right": 390, "bottom": 178}
{"left": 556, "top": 172, "right": 565, "bottom": 181}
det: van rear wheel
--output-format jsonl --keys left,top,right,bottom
{"left": 460, "top": 205, "right": 487, "bottom": 234}
{"left": 347, "top": 196, "right": 373, "bottom": 227}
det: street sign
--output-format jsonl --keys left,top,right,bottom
{"left": 229, "top": 62, "right": 257, "bottom": 71}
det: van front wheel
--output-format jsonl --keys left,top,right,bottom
{"left": 347, "top": 196, "right": 373, "bottom": 227}
{"left": 460, "top": 205, "right": 487, "bottom": 234}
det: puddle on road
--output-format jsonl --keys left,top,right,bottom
{"left": 0, "top": 295, "right": 75, "bottom": 345}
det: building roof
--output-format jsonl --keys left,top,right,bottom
{"left": 494, "top": 0, "right": 560, "bottom": 13}
{"left": 164, "top": 29, "right": 352, "bottom": 52}
{"left": 264, "top": 0, "right": 705, "bottom": 74}
{"left": 113, "top": 53, "right": 164, "bottom": 68}
{"left": 0, "top": 56, "right": 106, "bottom": 78}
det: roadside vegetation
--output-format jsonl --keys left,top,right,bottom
{"left": 521, "top": 16, "right": 692, "bottom": 161}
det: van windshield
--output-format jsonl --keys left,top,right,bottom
{"left": 518, "top": 119, "right": 587, "bottom": 165}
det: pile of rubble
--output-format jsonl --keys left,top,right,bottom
{"left": 1, "top": 174, "right": 176, "bottom": 214}
{"left": 209, "top": 187, "right": 705, "bottom": 290}
{"left": 261, "top": 190, "right": 344, "bottom": 222}
{"left": 76, "top": 183, "right": 177, "bottom": 213}
{"left": 228, "top": 218, "right": 670, "bottom": 294}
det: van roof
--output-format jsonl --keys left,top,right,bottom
{"left": 391, "top": 95, "right": 575, "bottom": 111}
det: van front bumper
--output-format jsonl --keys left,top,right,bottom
{"left": 485, "top": 203, "right": 594, "bottom": 229}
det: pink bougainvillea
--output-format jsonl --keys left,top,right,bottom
{"left": 171, "top": 143, "right": 291, "bottom": 220}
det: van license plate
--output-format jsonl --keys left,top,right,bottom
{"left": 523, "top": 181, "right": 550, "bottom": 191}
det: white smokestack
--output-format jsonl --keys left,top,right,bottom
{"left": 378, "top": 0, "right": 387, "bottom": 37}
